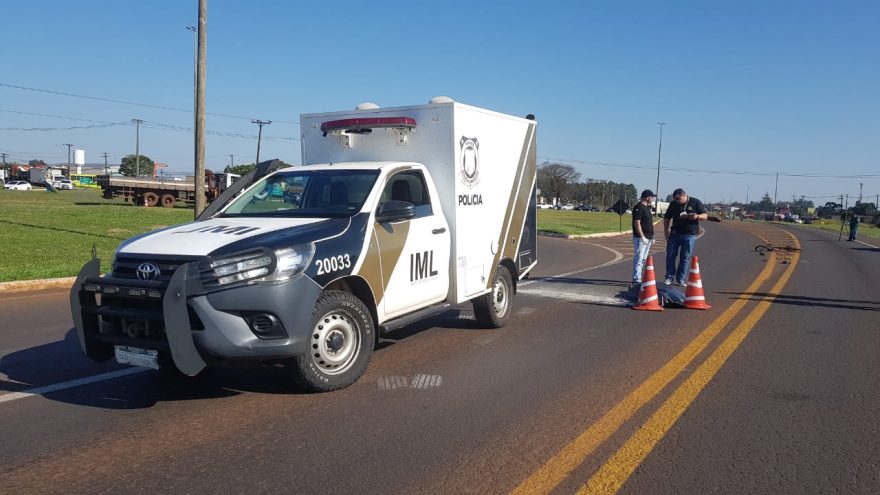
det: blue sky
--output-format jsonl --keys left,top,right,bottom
{"left": 2, "top": 0, "right": 878, "bottom": 205}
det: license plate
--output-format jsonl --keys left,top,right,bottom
{"left": 114, "top": 345, "right": 159, "bottom": 370}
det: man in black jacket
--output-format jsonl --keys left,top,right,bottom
{"left": 663, "top": 188, "right": 707, "bottom": 285}
{"left": 631, "top": 189, "right": 656, "bottom": 286}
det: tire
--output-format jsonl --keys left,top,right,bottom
{"left": 143, "top": 192, "right": 159, "bottom": 207}
{"left": 287, "top": 291, "right": 374, "bottom": 392}
{"left": 473, "top": 265, "right": 514, "bottom": 328}
{"left": 160, "top": 194, "right": 176, "bottom": 208}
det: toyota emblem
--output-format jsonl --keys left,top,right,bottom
{"left": 136, "top": 262, "right": 161, "bottom": 281}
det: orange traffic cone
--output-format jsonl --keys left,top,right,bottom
{"left": 683, "top": 256, "right": 711, "bottom": 310}
{"left": 632, "top": 255, "right": 663, "bottom": 311}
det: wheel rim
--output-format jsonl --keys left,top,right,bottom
{"left": 492, "top": 274, "right": 510, "bottom": 317}
{"left": 310, "top": 309, "right": 360, "bottom": 375}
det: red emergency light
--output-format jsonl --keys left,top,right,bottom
{"left": 320, "top": 117, "right": 417, "bottom": 134}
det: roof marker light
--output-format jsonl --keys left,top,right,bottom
{"left": 320, "top": 117, "right": 417, "bottom": 135}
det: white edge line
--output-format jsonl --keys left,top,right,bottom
{"left": 520, "top": 243, "right": 625, "bottom": 287}
{"left": 0, "top": 367, "right": 149, "bottom": 405}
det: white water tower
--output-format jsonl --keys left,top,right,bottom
{"left": 74, "top": 149, "right": 85, "bottom": 174}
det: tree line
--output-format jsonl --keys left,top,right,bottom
{"left": 537, "top": 162, "right": 638, "bottom": 207}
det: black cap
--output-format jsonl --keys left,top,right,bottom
{"left": 640, "top": 189, "right": 655, "bottom": 199}
{"left": 672, "top": 188, "right": 687, "bottom": 198}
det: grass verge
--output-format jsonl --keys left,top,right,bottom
{"left": 0, "top": 189, "right": 192, "bottom": 282}
{"left": 537, "top": 209, "right": 634, "bottom": 236}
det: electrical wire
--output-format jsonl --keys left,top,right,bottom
{"left": 0, "top": 82, "right": 298, "bottom": 124}
{"left": 541, "top": 156, "right": 880, "bottom": 179}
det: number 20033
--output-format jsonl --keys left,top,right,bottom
{"left": 316, "top": 254, "right": 351, "bottom": 275}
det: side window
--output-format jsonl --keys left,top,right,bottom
{"left": 379, "top": 171, "right": 433, "bottom": 217}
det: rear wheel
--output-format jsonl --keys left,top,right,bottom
{"left": 287, "top": 291, "right": 374, "bottom": 392}
{"left": 473, "top": 265, "right": 514, "bottom": 328}
{"left": 142, "top": 192, "right": 159, "bottom": 207}
{"left": 160, "top": 194, "right": 176, "bottom": 208}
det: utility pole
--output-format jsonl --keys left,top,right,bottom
{"left": 746, "top": 185, "right": 750, "bottom": 205}
{"left": 101, "top": 152, "right": 109, "bottom": 175}
{"left": 799, "top": 195, "right": 805, "bottom": 217}
{"left": 132, "top": 119, "right": 143, "bottom": 177}
{"left": 654, "top": 122, "right": 666, "bottom": 214}
{"left": 252, "top": 119, "right": 271, "bottom": 167}
{"left": 773, "top": 172, "right": 779, "bottom": 212}
{"left": 63, "top": 143, "right": 74, "bottom": 172}
{"left": 228, "top": 154, "right": 234, "bottom": 169}
{"left": 859, "top": 182, "right": 863, "bottom": 203}
{"left": 194, "top": 0, "right": 208, "bottom": 218}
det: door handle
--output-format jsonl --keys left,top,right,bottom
{"left": 432, "top": 228, "right": 447, "bottom": 234}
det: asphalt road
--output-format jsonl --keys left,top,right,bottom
{"left": 1, "top": 222, "right": 878, "bottom": 494}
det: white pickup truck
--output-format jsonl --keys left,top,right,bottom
{"left": 71, "top": 98, "right": 538, "bottom": 391}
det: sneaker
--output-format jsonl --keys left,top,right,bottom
{"left": 676, "top": 280, "right": 687, "bottom": 287}
{"left": 664, "top": 278, "right": 673, "bottom": 285}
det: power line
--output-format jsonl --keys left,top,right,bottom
{"left": 541, "top": 156, "right": 880, "bottom": 179}
{"left": 0, "top": 122, "right": 129, "bottom": 132}
{"left": 0, "top": 110, "right": 295, "bottom": 142}
{"left": 0, "top": 82, "right": 298, "bottom": 124}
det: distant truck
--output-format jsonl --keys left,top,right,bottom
{"left": 28, "top": 167, "right": 65, "bottom": 186}
{"left": 98, "top": 171, "right": 240, "bottom": 207}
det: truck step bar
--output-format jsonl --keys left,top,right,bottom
{"left": 379, "top": 303, "right": 452, "bottom": 334}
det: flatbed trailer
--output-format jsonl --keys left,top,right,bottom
{"left": 97, "top": 172, "right": 239, "bottom": 207}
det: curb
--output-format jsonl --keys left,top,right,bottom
{"left": 538, "top": 230, "right": 628, "bottom": 239}
{"left": 0, "top": 277, "right": 76, "bottom": 295}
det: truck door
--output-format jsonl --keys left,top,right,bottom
{"left": 375, "top": 170, "right": 450, "bottom": 318}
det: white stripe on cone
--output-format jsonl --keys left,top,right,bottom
{"left": 687, "top": 280, "right": 703, "bottom": 287}
{"left": 685, "top": 296, "right": 705, "bottom": 301}
{"left": 640, "top": 295, "right": 658, "bottom": 304}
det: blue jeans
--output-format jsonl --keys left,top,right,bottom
{"left": 632, "top": 237, "right": 654, "bottom": 282}
{"left": 666, "top": 233, "right": 696, "bottom": 283}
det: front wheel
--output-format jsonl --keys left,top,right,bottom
{"left": 473, "top": 265, "right": 514, "bottom": 328}
{"left": 287, "top": 291, "right": 374, "bottom": 392}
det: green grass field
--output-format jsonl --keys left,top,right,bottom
{"left": 537, "top": 209, "right": 635, "bottom": 236}
{"left": 0, "top": 189, "right": 635, "bottom": 282}
{"left": 0, "top": 189, "right": 192, "bottom": 282}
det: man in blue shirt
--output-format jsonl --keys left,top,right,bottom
{"left": 663, "top": 188, "right": 708, "bottom": 286}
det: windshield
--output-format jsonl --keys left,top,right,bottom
{"left": 221, "top": 169, "right": 380, "bottom": 218}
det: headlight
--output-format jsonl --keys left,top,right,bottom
{"left": 209, "top": 251, "right": 274, "bottom": 286}
{"left": 264, "top": 243, "right": 315, "bottom": 282}
{"left": 205, "top": 244, "right": 314, "bottom": 287}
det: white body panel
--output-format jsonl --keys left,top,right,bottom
{"left": 118, "top": 217, "right": 324, "bottom": 256}
{"left": 301, "top": 101, "right": 536, "bottom": 304}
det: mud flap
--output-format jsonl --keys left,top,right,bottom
{"left": 163, "top": 263, "right": 208, "bottom": 376}
{"left": 70, "top": 257, "right": 113, "bottom": 361}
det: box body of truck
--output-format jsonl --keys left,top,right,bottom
{"left": 301, "top": 100, "right": 538, "bottom": 305}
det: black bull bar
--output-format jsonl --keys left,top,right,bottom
{"left": 69, "top": 258, "right": 207, "bottom": 376}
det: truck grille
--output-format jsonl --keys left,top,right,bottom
{"left": 112, "top": 255, "right": 203, "bottom": 283}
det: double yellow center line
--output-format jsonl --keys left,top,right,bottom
{"left": 513, "top": 229, "right": 800, "bottom": 494}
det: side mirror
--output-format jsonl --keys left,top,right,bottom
{"left": 376, "top": 200, "right": 416, "bottom": 223}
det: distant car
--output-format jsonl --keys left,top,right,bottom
{"left": 556, "top": 203, "right": 575, "bottom": 211}
{"left": 574, "top": 205, "right": 598, "bottom": 212}
{"left": 537, "top": 203, "right": 554, "bottom": 209}
{"left": 4, "top": 181, "right": 32, "bottom": 191}
{"left": 53, "top": 179, "right": 74, "bottom": 190}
